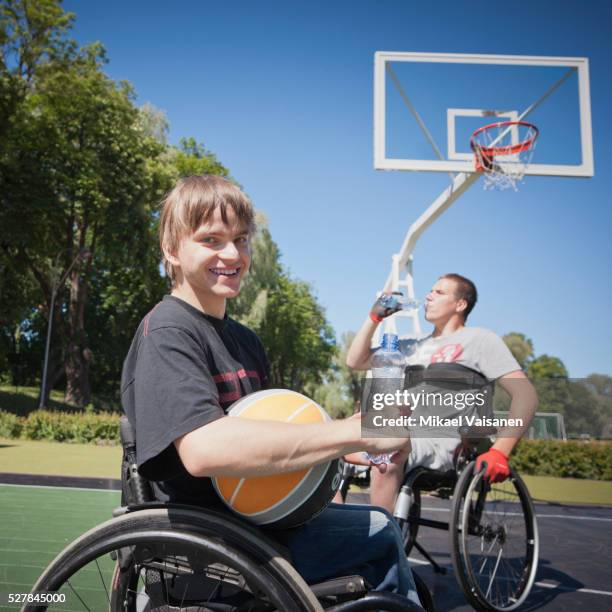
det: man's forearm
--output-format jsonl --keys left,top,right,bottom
{"left": 176, "top": 416, "right": 365, "bottom": 478}
{"left": 177, "top": 414, "right": 414, "bottom": 478}
{"left": 493, "top": 378, "right": 539, "bottom": 456}
{"left": 346, "top": 317, "right": 379, "bottom": 370}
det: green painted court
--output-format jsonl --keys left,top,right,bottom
{"left": 0, "top": 485, "right": 120, "bottom": 611}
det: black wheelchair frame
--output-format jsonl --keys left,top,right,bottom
{"left": 24, "top": 417, "right": 434, "bottom": 611}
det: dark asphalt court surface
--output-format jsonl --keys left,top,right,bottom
{"left": 1, "top": 475, "right": 610, "bottom": 611}
{"left": 349, "top": 491, "right": 612, "bottom": 611}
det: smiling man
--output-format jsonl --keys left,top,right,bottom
{"left": 346, "top": 273, "right": 539, "bottom": 513}
{"left": 120, "top": 175, "right": 423, "bottom": 606}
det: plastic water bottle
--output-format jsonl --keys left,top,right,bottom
{"left": 365, "top": 333, "right": 405, "bottom": 465}
{"left": 376, "top": 292, "right": 421, "bottom": 313}
{"left": 398, "top": 297, "right": 421, "bottom": 312}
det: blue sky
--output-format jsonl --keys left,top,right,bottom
{"left": 64, "top": 0, "right": 612, "bottom": 377}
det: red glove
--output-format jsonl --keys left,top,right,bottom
{"left": 476, "top": 448, "right": 510, "bottom": 483}
{"left": 370, "top": 292, "right": 404, "bottom": 323}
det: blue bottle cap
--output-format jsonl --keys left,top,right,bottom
{"left": 381, "top": 333, "right": 399, "bottom": 351}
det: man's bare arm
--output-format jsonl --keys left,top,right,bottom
{"left": 345, "top": 317, "right": 379, "bottom": 370}
{"left": 491, "top": 370, "right": 539, "bottom": 457}
{"left": 175, "top": 415, "right": 411, "bottom": 478}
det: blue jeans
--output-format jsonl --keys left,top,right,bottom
{"left": 283, "top": 503, "right": 422, "bottom": 607}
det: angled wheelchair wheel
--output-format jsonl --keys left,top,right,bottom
{"left": 26, "top": 508, "right": 323, "bottom": 612}
{"left": 450, "top": 462, "right": 539, "bottom": 611}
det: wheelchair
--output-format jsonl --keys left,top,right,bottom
{"left": 386, "top": 363, "right": 539, "bottom": 611}
{"left": 24, "top": 416, "right": 434, "bottom": 612}
{"left": 393, "top": 429, "right": 539, "bottom": 612}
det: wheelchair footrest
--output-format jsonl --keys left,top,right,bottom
{"left": 310, "top": 575, "right": 368, "bottom": 598}
{"left": 325, "top": 591, "right": 423, "bottom": 611}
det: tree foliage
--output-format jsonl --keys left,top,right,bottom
{"left": 259, "top": 275, "right": 336, "bottom": 393}
{"left": 527, "top": 354, "right": 569, "bottom": 380}
{"left": 0, "top": 0, "right": 234, "bottom": 405}
{"left": 502, "top": 332, "right": 534, "bottom": 370}
{"left": 0, "top": 1, "right": 336, "bottom": 406}
{"left": 306, "top": 331, "right": 362, "bottom": 419}
{"left": 499, "top": 332, "right": 609, "bottom": 437}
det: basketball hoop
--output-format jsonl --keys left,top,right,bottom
{"left": 470, "top": 121, "right": 539, "bottom": 191}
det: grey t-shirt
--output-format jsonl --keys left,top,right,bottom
{"left": 400, "top": 327, "right": 520, "bottom": 380}
{"left": 397, "top": 327, "right": 520, "bottom": 435}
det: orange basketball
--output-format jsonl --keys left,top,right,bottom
{"left": 212, "top": 389, "right": 344, "bottom": 529}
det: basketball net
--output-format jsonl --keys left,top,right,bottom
{"left": 471, "top": 121, "right": 539, "bottom": 191}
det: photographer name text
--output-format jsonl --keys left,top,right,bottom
{"left": 370, "top": 414, "right": 524, "bottom": 428}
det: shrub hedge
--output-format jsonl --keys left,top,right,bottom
{"left": 1, "top": 410, "right": 610, "bottom": 479}
{"left": 511, "top": 439, "right": 612, "bottom": 481}
{"left": 0, "top": 409, "right": 120, "bottom": 444}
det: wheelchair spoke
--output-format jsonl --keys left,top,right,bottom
{"left": 65, "top": 579, "right": 92, "bottom": 611}
{"left": 94, "top": 558, "right": 111, "bottom": 605}
{"left": 484, "top": 546, "right": 503, "bottom": 600}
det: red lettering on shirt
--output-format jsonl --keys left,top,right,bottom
{"left": 430, "top": 344, "right": 464, "bottom": 363}
{"left": 213, "top": 370, "right": 263, "bottom": 406}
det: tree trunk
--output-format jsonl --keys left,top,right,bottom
{"left": 64, "top": 266, "right": 92, "bottom": 407}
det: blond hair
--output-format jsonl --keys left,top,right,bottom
{"left": 159, "top": 175, "right": 255, "bottom": 282}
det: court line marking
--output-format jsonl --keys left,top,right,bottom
{"left": 533, "top": 582, "right": 612, "bottom": 596}
{"left": 409, "top": 558, "right": 612, "bottom": 597}
{"left": 0, "top": 482, "right": 120, "bottom": 493}
{"left": 418, "top": 505, "right": 612, "bottom": 522}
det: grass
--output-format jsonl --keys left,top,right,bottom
{"left": 0, "top": 439, "right": 121, "bottom": 479}
{"left": 0, "top": 385, "right": 118, "bottom": 416}
{"left": 1, "top": 438, "right": 611, "bottom": 506}
{"left": 520, "top": 473, "right": 612, "bottom": 506}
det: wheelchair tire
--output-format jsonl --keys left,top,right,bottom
{"left": 450, "top": 462, "right": 539, "bottom": 611}
{"left": 25, "top": 508, "right": 323, "bottom": 612}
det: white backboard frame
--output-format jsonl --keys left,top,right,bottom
{"left": 374, "top": 52, "right": 594, "bottom": 177}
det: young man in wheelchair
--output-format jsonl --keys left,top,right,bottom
{"left": 120, "top": 175, "right": 423, "bottom": 608}
{"left": 345, "top": 274, "right": 539, "bottom": 513}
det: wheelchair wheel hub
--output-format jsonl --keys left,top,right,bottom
{"left": 482, "top": 523, "right": 507, "bottom": 546}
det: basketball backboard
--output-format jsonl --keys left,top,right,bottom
{"left": 374, "top": 52, "right": 594, "bottom": 177}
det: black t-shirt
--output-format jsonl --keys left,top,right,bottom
{"left": 121, "top": 295, "right": 270, "bottom": 506}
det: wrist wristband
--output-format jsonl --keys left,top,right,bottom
{"left": 489, "top": 448, "right": 508, "bottom": 460}
{"left": 369, "top": 312, "right": 383, "bottom": 323}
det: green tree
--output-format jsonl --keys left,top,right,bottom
{"left": 583, "top": 374, "right": 612, "bottom": 438}
{"left": 307, "top": 331, "right": 362, "bottom": 419}
{"left": 1, "top": 2, "right": 174, "bottom": 405}
{"left": 564, "top": 381, "right": 605, "bottom": 437}
{"left": 1, "top": 49, "right": 165, "bottom": 405}
{"left": 256, "top": 275, "right": 336, "bottom": 394}
{"left": 0, "top": 0, "right": 75, "bottom": 138}
{"left": 502, "top": 332, "right": 534, "bottom": 369}
{"left": 173, "top": 137, "right": 229, "bottom": 179}
{"left": 527, "top": 355, "right": 568, "bottom": 380}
